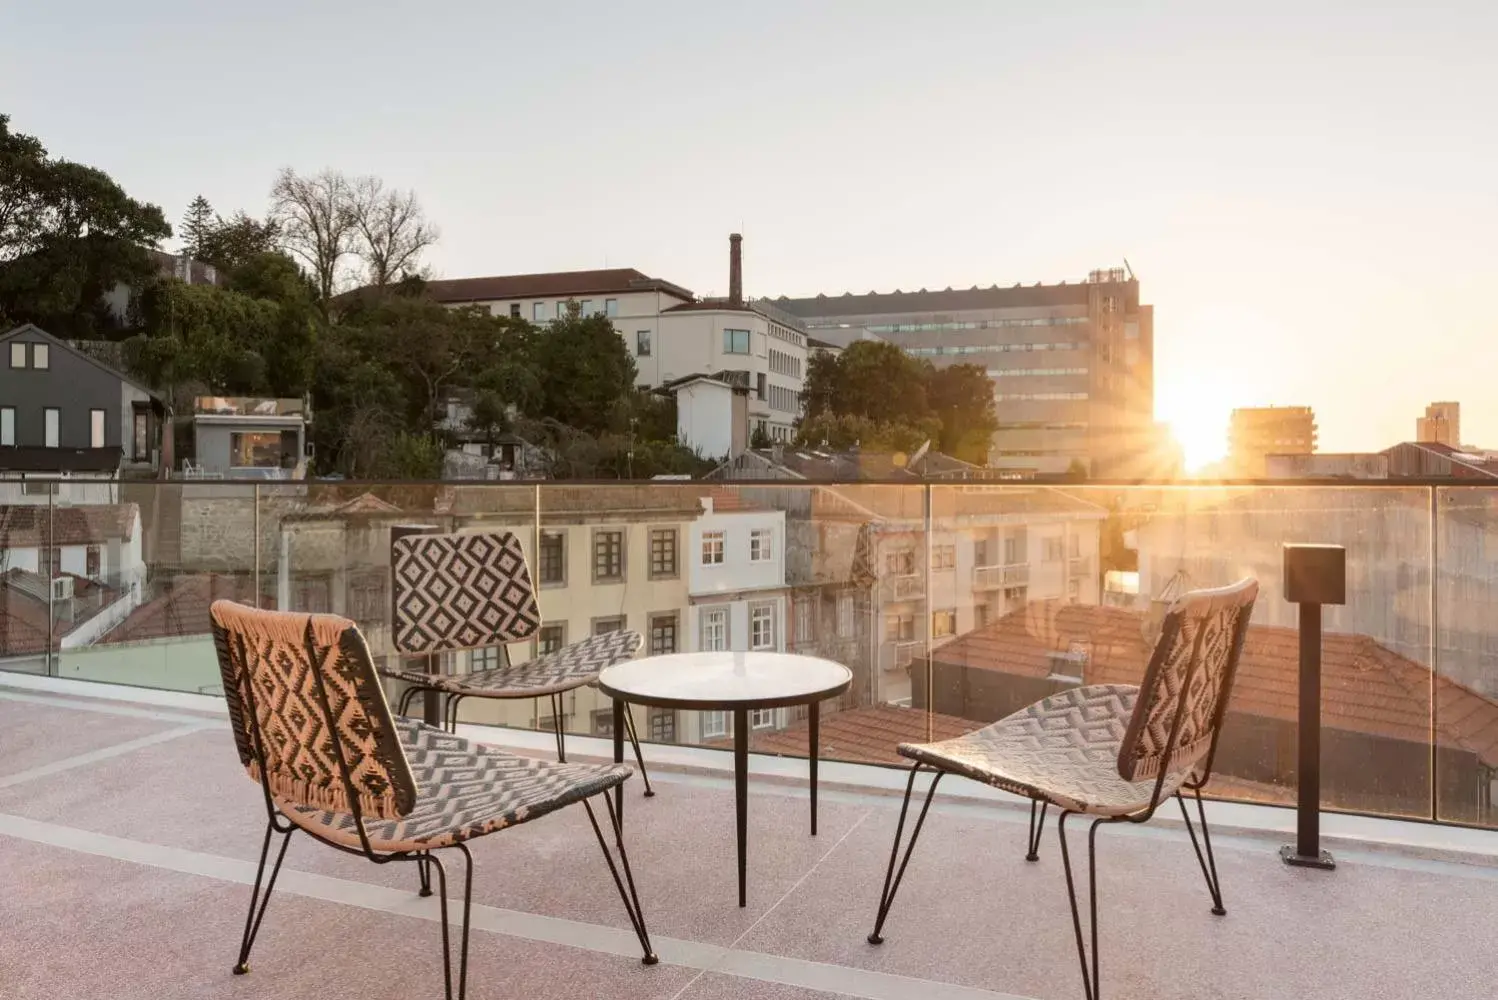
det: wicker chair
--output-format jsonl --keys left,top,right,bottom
{"left": 382, "top": 530, "right": 653, "bottom": 795}
{"left": 211, "top": 602, "right": 657, "bottom": 1000}
{"left": 868, "top": 579, "right": 1259, "bottom": 1000}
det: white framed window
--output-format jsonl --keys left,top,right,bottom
{"left": 89, "top": 409, "right": 105, "bottom": 448}
{"left": 750, "top": 528, "right": 773, "bottom": 562}
{"left": 794, "top": 599, "right": 814, "bottom": 644}
{"left": 702, "top": 711, "right": 728, "bottom": 739}
{"left": 749, "top": 708, "right": 775, "bottom": 730}
{"left": 637, "top": 330, "right": 651, "bottom": 357}
{"left": 43, "top": 407, "right": 59, "bottom": 448}
{"left": 750, "top": 603, "right": 775, "bottom": 650}
{"left": 701, "top": 530, "right": 725, "bottom": 566}
{"left": 9, "top": 343, "right": 25, "bottom": 368}
{"left": 885, "top": 614, "right": 915, "bottom": 642}
{"left": 932, "top": 608, "right": 958, "bottom": 638}
{"left": 700, "top": 606, "right": 728, "bottom": 651}
{"left": 604, "top": 298, "right": 618, "bottom": 317}
{"left": 837, "top": 593, "right": 854, "bottom": 637}
{"left": 471, "top": 646, "right": 501, "bottom": 671}
{"left": 931, "top": 544, "right": 956, "bottom": 570}
{"left": 580, "top": 299, "right": 594, "bottom": 316}
{"left": 556, "top": 300, "right": 569, "bottom": 319}
{"left": 0, "top": 407, "right": 13, "bottom": 446}
{"left": 723, "top": 329, "right": 750, "bottom": 354}
{"left": 32, "top": 343, "right": 48, "bottom": 369}
{"left": 534, "top": 302, "right": 546, "bottom": 321}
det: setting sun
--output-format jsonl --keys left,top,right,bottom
{"left": 1158, "top": 377, "right": 1232, "bottom": 473}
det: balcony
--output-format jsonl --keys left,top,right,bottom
{"left": 4, "top": 480, "right": 1498, "bottom": 998}
{"left": 973, "top": 562, "right": 1030, "bottom": 590}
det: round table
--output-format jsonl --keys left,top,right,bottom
{"left": 598, "top": 651, "right": 853, "bottom": 907}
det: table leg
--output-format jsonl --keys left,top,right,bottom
{"left": 422, "top": 653, "right": 440, "bottom": 727}
{"left": 613, "top": 698, "right": 625, "bottom": 828}
{"left": 809, "top": 700, "right": 820, "bottom": 836}
{"left": 734, "top": 707, "right": 749, "bottom": 908}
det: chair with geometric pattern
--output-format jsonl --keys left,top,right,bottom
{"left": 382, "top": 529, "right": 654, "bottom": 796}
{"left": 210, "top": 601, "right": 657, "bottom": 1000}
{"left": 867, "top": 578, "right": 1259, "bottom": 1000}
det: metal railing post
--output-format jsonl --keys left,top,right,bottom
{"left": 1280, "top": 542, "right": 1345, "bottom": 871}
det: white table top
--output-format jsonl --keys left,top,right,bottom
{"left": 597, "top": 651, "right": 853, "bottom": 709}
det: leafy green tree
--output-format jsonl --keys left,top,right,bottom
{"left": 373, "top": 431, "right": 444, "bottom": 479}
{"left": 198, "top": 211, "right": 281, "bottom": 274}
{"left": 0, "top": 114, "right": 48, "bottom": 264}
{"left": 181, "top": 195, "right": 213, "bottom": 259}
{"left": 928, "top": 363, "right": 998, "bottom": 464}
{"left": 531, "top": 312, "right": 638, "bottom": 435}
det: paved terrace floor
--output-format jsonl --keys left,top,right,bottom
{"left": 4, "top": 680, "right": 1498, "bottom": 1000}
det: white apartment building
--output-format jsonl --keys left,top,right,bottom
{"left": 422, "top": 234, "right": 808, "bottom": 448}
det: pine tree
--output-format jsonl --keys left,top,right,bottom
{"left": 181, "top": 195, "right": 213, "bottom": 259}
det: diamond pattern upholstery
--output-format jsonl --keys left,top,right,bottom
{"left": 392, "top": 532, "right": 541, "bottom": 654}
{"left": 385, "top": 628, "right": 643, "bottom": 698}
{"left": 900, "top": 579, "right": 1259, "bottom": 817}
{"left": 211, "top": 602, "right": 416, "bottom": 819}
{"left": 280, "top": 718, "right": 630, "bottom": 852}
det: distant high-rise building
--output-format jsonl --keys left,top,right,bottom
{"left": 1416, "top": 401, "right": 1460, "bottom": 448}
{"left": 1229, "top": 406, "right": 1316, "bottom": 477}
{"left": 774, "top": 268, "right": 1154, "bottom": 476}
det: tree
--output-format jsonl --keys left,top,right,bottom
{"left": 928, "top": 363, "right": 999, "bottom": 464}
{"left": 180, "top": 195, "right": 213, "bottom": 258}
{"left": 531, "top": 312, "right": 638, "bottom": 435}
{"left": 350, "top": 176, "right": 438, "bottom": 286}
{"left": 269, "top": 168, "right": 358, "bottom": 306}
{"left": 0, "top": 114, "right": 48, "bottom": 264}
{"left": 198, "top": 210, "right": 281, "bottom": 274}
{"left": 804, "top": 340, "right": 930, "bottom": 426}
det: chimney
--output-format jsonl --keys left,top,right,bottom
{"left": 728, "top": 233, "right": 743, "bottom": 306}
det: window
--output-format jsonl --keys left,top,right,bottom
{"left": 230, "top": 432, "right": 281, "bottom": 468}
{"left": 649, "top": 527, "right": 677, "bottom": 578}
{"left": 471, "top": 646, "right": 502, "bottom": 671}
{"left": 702, "top": 711, "right": 728, "bottom": 739}
{"left": 40, "top": 546, "right": 61, "bottom": 578}
{"left": 604, "top": 298, "right": 618, "bottom": 318}
{"left": 534, "top": 302, "right": 546, "bottom": 321}
{"left": 636, "top": 330, "right": 651, "bottom": 356}
{"left": 43, "top": 408, "right": 59, "bottom": 448}
{"left": 756, "top": 373, "right": 767, "bottom": 400}
{"left": 974, "top": 539, "right": 989, "bottom": 566}
{"left": 975, "top": 603, "right": 991, "bottom": 629}
{"left": 1068, "top": 579, "right": 1081, "bottom": 599}
{"left": 591, "top": 709, "right": 615, "bottom": 738}
{"left": 885, "top": 550, "right": 915, "bottom": 576}
{"left": 349, "top": 578, "right": 386, "bottom": 625}
{"left": 932, "top": 544, "right": 955, "bottom": 570}
{"left": 648, "top": 708, "right": 676, "bottom": 742}
{"left": 1043, "top": 538, "right": 1065, "bottom": 563}
{"left": 580, "top": 299, "right": 594, "bottom": 316}
{"left": 723, "top": 329, "right": 750, "bottom": 354}
{"left": 538, "top": 530, "right": 566, "bottom": 585}
{"left": 593, "top": 615, "right": 625, "bottom": 636}
{"left": 794, "top": 599, "right": 814, "bottom": 645}
{"left": 0, "top": 407, "right": 13, "bottom": 446}
{"left": 10, "top": 343, "right": 25, "bottom": 367}
{"left": 85, "top": 544, "right": 101, "bottom": 578}
{"left": 508, "top": 303, "right": 521, "bottom": 318}
{"left": 932, "top": 609, "right": 958, "bottom": 638}
{"left": 649, "top": 613, "right": 678, "bottom": 656}
{"left": 556, "top": 300, "right": 569, "bottom": 319}
{"left": 132, "top": 410, "right": 149, "bottom": 460}
{"left": 837, "top": 593, "right": 854, "bottom": 637}
{"left": 538, "top": 623, "right": 566, "bottom": 655}
{"left": 22, "top": 479, "right": 58, "bottom": 496}
{"left": 750, "top": 528, "right": 773, "bottom": 562}
{"left": 32, "top": 344, "right": 48, "bottom": 369}
{"left": 750, "top": 603, "right": 775, "bottom": 650}
{"left": 700, "top": 606, "right": 728, "bottom": 651}
{"left": 89, "top": 409, "right": 105, "bottom": 448}
{"left": 750, "top": 708, "right": 775, "bottom": 730}
{"left": 701, "top": 530, "right": 724, "bottom": 566}
{"left": 1069, "top": 534, "right": 1081, "bottom": 559}
{"left": 592, "top": 530, "right": 624, "bottom": 582}
{"left": 885, "top": 614, "right": 915, "bottom": 642}
{"left": 1003, "top": 585, "right": 1028, "bottom": 608}
{"left": 1004, "top": 532, "right": 1025, "bottom": 564}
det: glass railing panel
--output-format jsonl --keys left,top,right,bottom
{"left": 928, "top": 483, "right": 1434, "bottom": 821}
{"left": 1435, "top": 486, "right": 1498, "bottom": 828}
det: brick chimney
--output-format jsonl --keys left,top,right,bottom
{"left": 729, "top": 233, "right": 743, "bottom": 306}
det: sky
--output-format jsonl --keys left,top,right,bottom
{"left": 6, "top": 2, "right": 1496, "bottom": 469}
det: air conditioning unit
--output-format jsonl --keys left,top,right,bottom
{"left": 51, "top": 576, "right": 74, "bottom": 600}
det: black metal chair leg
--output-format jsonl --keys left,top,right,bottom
{"left": 868, "top": 764, "right": 943, "bottom": 945}
{"left": 551, "top": 693, "right": 567, "bottom": 763}
{"left": 445, "top": 695, "right": 464, "bottom": 734}
{"left": 397, "top": 685, "right": 421, "bottom": 717}
{"left": 417, "top": 853, "right": 434, "bottom": 897}
{"left": 1025, "top": 800, "right": 1049, "bottom": 862}
{"left": 582, "top": 793, "right": 659, "bottom": 964}
{"left": 1178, "top": 788, "right": 1226, "bottom": 916}
{"left": 1057, "top": 812, "right": 1106, "bottom": 1000}
{"left": 621, "top": 705, "right": 655, "bottom": 797}
{"left": 233, "top": 820, "right": 294, "bottom": 975}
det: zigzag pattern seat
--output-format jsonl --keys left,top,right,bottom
{"left": 384, "top": 628, "right": 642, "bottom": 699}
{"left": 280, "top": 718, "right": 630, "bottom": 853}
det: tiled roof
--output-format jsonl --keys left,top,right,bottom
{"left": 929, "top": 601, "right": 1498, "bottom": 768}
{"left": 100, "top": 574, "right": 264, "bottom": 645}
{"left": 0, "top": 504, "right": 138, "bottom": 547}
{"left": 709, "top": 705, "right": 980, "bottom": 766}
{"left": 422, "top": 269, "right": 693, "bottom": 304}
{"left": 0, "top": 570, "right": 117, "bottom": 656}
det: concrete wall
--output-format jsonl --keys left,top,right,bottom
{"left": 676, "top": 381, "right": 735, "bottom": 461}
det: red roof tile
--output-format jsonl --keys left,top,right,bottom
{"left": 710, "top": 705, "right": 980, "bottom": 766}
{"left": 423, "top": 269, "right": 692, "bottom": 304}
{"left": 930, "top": 601, "right": 1498, "bottom": 767}
{"left": 0, "top": 504, "right": 138, "bottom": 548}
{"left": 100, "top": 574, "right": 265, "bottom": 645}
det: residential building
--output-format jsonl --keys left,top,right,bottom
{"left": 421, "top": 234, "right": 808, "bottom": 443}
{"left": 666, "top": 373, "right": 750, "bottom": 461}
{"left": 1263, "top": 441, "right": 1498, "bottom": 481}
{"left": 1265, "top": 452, "right": 1392, "bottom": 479}
{"left": 1417, "top": 401, "right": 1461, "bottom": 448}
{"left": 774, "top": 267, "right": 1155, "bottom": 476}
{"left": 0, "top": 446, "right": 122, "bottom": 505}
{"left": 187, "top": 397, "right": 309, "bottom": 480}
{"left": 1228, "top": 406, "right": 1316, "bottom": 477}
{"left": 0, "top": 324, "right": 169, "bottom": 478}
